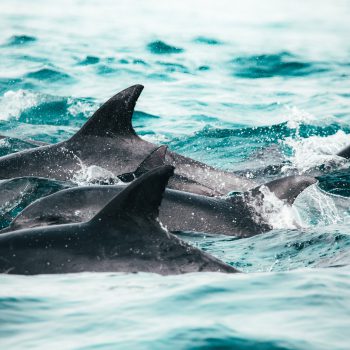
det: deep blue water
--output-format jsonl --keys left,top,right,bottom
{"left": 1, "top": 1, "right": 350, "bottom": 349}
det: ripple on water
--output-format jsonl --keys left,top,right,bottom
{"left": 318, "top": 169, "right": 350, "bottom": 197}
{"left": 159, "top": 325, "right": 296, "bottom": 350}
{"left": 156, "top": 61, "right": 189, "bottom": 74}
{"left": 25, "top": 68, "right": 72, "bottom": 82}
{"left": 147, "top": 40, "right": 184, "bottom": 54}
{"left": 0, "top": 78, "right": 23, "bottom": 95}
{"left": 5, "top": 35, "right": 37, "bottom": 46}
{"left": 0, "top": 89, "right": 95, "bottom": 127}
{"left": 78, "top": 55, "right": 100, "bottom": 65}
{"left": 231, "top": 52, "right": 329, "bottom": 78}
{"left": 193, "top": 36, "right": 223, "bottom": 45}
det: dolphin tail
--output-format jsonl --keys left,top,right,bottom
{"left": 250, "top": 175, "right": 317, "bottom": 204}
{"left": 90, "top": 165, "right": 174, "bottom": 226}
{"left": 117, "top": 145, "right": 168, "bottom": 183}
{"left": 68, "top": 84, "right": 144, "bottom": 141}
{"left": 337, "top": 145, "right": 350, "bottom": 159}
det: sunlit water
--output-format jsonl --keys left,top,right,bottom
{"left": 0, "top": 0, "right": 350, "bottom": 349}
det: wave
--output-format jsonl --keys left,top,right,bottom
{"left": 0, "top": 89, "right": 95, "bottom": 125}
{"left": 156, "top": 61, "right": 189, "bottom": 73}
{"left": 318, "top": 169, "right": 350, "bottom": 197}
{"left": 5, "top": 35, "right": 37, "bottom": 46}
{"left": 25, "top": 68, "right": 72, "bottom": 82}
{"left": 0, "top": 77, "right": 32, "bottom": 95}
{"left": 295, "top": 185, "right": 350, "bottom": 225}
{"left": 147, "top": 40, "right": 184, "bottom": 54}
{"left": 167, "top": 121, "right": 348, "bottom": 155}
{"left": 163, "top": 325, "right": 294, "bottom": 350}
{"left": 282, "top": 130, "right": 350, "bottom": 174}
{"left": 193, "top": 36, "right": 223, "bottom": 45}
{"left": 1, "top": 268, "right": 348, "bottom": 350}
{"left": 0, "top": 89, "right": 38, "bottom": 121}
{"left": 184, "top": 225, "right": 350, "bottom": 273}
{"left": 78, "top": 55, "right": 100, "bottom": 65}
{"left": 231, "top": 52, "right": 328, "bottom": 78}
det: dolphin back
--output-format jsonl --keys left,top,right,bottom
{"left": 90, "top": 165, "right": 174, "bottom": 226}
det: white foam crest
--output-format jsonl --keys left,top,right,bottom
{"left": 0, "top": 138, "right": 9, "bottom": 147}
{"left": 248, "top": 186, "right": 303, "bottom": 230}
{"left": 142, "top": 134, "right": 170, "bottom": 144}
{"left": 67, "top": 98, "right": 95, "bottom": 118}
{"left": 72, "top": 164, "right": 121, "bottom": 186}
{"left": 285, "top": 106, "right": 316, "bottom": 130}
{"left": 0, "top": 89, "right": 38, "bottom": 120}
{"left": 294, "top": 185, "right": 350, "bottom": 227}
{"left": 282, "top": 130, "right": 349, "bottom": 173}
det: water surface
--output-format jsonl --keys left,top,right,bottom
{"left": 0, "top": 1, "right": 350, "bottom": 349}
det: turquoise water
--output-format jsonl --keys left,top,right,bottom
{"left": 1, "top": 0, "right": 350, "bottom": 349}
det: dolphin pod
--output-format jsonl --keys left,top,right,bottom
{"left": 1, "top": 158, "right": 316, "bottom": 238}
{"left": 0, "top": 84, "right": 344, "bottom": 275}
{"left": 0, "top": 85, "right": 255, "bottom": 196}
{"left": 0, "top": 145, "right": 170, "bottom": 227}
{"left": 0, "top": 166, "right": 238, "bottom": 275}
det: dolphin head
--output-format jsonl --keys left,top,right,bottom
{"left": 260, "top": 175, "right": 317, "bottom": 205}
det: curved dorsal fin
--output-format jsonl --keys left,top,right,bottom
{"left": 90, "top": 165, "right": 174, "bottom": 226}
{"left": 249, "top": 175, "right": 317, "bottom": 204}
{"left": 70, "top": 85, "right": 143, "bottom": 140}
{"left": 118, "top": 145, "right": 168, "bottom": 183}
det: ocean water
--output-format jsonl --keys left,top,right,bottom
{"left": 1, "top": 0, "right": 350, "bottom": 349}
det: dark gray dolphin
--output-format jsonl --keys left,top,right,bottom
{"left": 0, "top": 85, "right": 254, "bottom": 196}
{"left": 3, "top": 174, "right": 316, "bottom": 237}
{"left": 0, "top": 145, "right": 168, "bottom": 227}
{"left": 0, "top": 166, "right": 237, "bottom": 275}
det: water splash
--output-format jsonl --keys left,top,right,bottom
{"left": 0, "top": 90, "right": 38, "bottom": 120}
{"left": 72, "top": 164, "right": 121, "bottom": 186}
{"left": 282, "top": 130, "right": 349, "bottom": 173}
{"left": 294, "top": 185, "right": 350, "bottom": 227}
{"left": 284, "top": 106, "right": 317, "bottom": 130}
{"left": 247, "top": 186, "right": 302, "bottom": 230}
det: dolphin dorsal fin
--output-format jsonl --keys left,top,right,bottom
{"left": 249, "top": 175, "right": 317, "bottom": 204}
{"left": 90, "top": 165, "right": 174, "bottom": 226}
{"left": 69, "top": 85, "right": 143, "bottom": 140}
{"left": 118, "top": 145, "right": 168, "bottom": 182}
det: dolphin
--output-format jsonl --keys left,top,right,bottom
{"left": 0, "top": 85, "right": 255, "bottom": 196}
{"left": 0, "top": 166, "right": 238, "bottom": 275}
{"left": 2, "top": 173, "right": 316, "bottom": 237}
{"left": 0, "top": 145, "right": 170, "bottom": 227}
